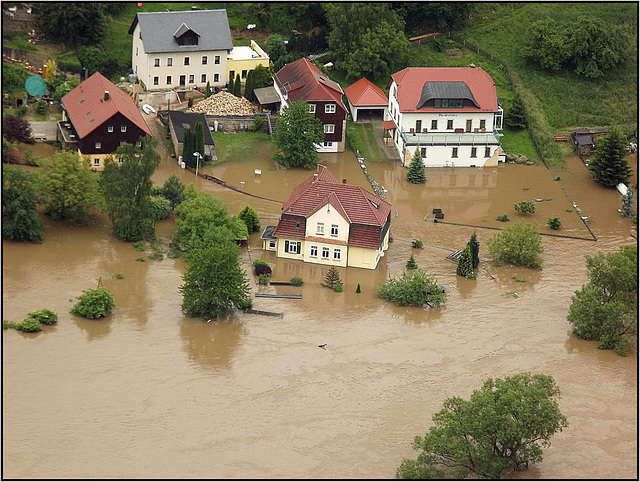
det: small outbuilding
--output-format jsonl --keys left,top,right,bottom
{"left": 168, "top": 110, "right": 215, "bottom": 160}
{"left": 574, "top": 134, "right": 594, "bottom": 156}
{"left": 344, "top": 78, "right": 389, "bottom": 122}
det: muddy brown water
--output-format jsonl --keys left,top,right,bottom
{"left": 3, "top": 130, "right": 637, "bottom": 479}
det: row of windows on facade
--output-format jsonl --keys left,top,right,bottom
{"left": 135, "top": 49, "right": 222, "bottom": 66}
{"left": 95, "top": 139, "right": 142, "bottom": 150}
{"left": 308, "top": 104, "right": 337, "bottom": 114}
{"left": 413, "top": 118, "right": 487, "bottom": 132}
{"left": 315, "top": 222, "right": 339, "bottom": 236}
{"left": 284, "top": 241, "right": 343, "bottom": 260}
{"left": 416, "top": 145, "right": 493, "bottom": 159}
{"left": 153, "top": 73, "right": 219, "bottom": 86}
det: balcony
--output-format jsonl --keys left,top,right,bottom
{"left": 400, "top": 129, "right": 501, "bottom": 146}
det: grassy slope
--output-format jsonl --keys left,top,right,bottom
{"left": 458, "top": 3, "right": 638, "bottom": 131}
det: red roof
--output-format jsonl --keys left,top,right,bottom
{"left": 61, "top": 72, "right": 151, "bottom": 139}
{"left": 391, "top": 67, "right": 498, "bottom": 113}
{"left": 276, "top": 167, "right": 391, "bottom": 242}
{"left": 274, "top": 58, "right": 346, "bottom": 111}
{"left": 344, "top": 78, "right": 389, "bottom": 107}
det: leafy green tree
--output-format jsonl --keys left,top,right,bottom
{"left": 53, "top": 79, "right": 80, "bottom": 101}
{"left": 324, "top": 267, "right": 343, "bottom": 288}
{"left": 35, "top": 3, "right": 107, "bottom": 46}
{"left": 148, "top": 195, "right": 171, "bottom": 221}
{"left": 567, "top": 18, "right": 629, "bottom": 78}
{"left": 397, "top": 373, "right": 568, "bottom": 479}
{"left": 161, "top": 174, "right": 186, "bottom": 210}
{"left": 392, "top": 2, "right": 473, "bottom": 34}
{"left": 406, "top": 147, "right": 427, "bottom": 184}
{"left": 505, "top": 93, "right": 527, "bottom": 130}
{"left": 3, "top": 115, "right": 32, "bottom": 143}
{"left": 272, "top": 101, "right": 324, "bottom": 169}
{"left": 78, "top": 46, "right": 119, "bottom": 79}
{"left": 180, "top": 240, "right": 251, "bottom": 320}
{"left": 101, "top": 137, "right": 160, "bottom": 242}
{"left": 2, "top": 165, "right": 44, "bottom": 242}
{"left": 488, "top": 221, "right": 543, "bottom": 269}
{"left": 238, "top": 204, "right": 261, "bottom": 233}
{"left": 524, "top": 19, "right": 571, "bottom": 71}
{"left": 40, "top": 150, "right": 101, "bottom": 225}
{"left": 377, "top": 269, "right": 446, "bottom": 307}
{"left": 568, "top": 246, "right": 637, "bottom": 355}
{"left": 325, "top": 3, "right": 410, "bottom": 81}
{"left": 514, "top": 200, "right": 536, "bottom": 214}
{"left": 70, "top": 288, "right": 115, "bottom": 319}
{"left": 265, "top": 34, "right": 288, "bottom": 65}
{"left": 406, "top": 254, "right": 418, "bottom": 270}
{"left": 2, "top": 61, "right": 30, "bottom": 94}
{"left": 2, "top": 136, "right": 20, "bottom": 164}
{"left": 588, "top": 128, "right": 631, "bottom": 187}
{"left": 28, "top": 309, "right": 58, "bottom": 325}
{"left": 456, "top": 245, "right": 474, "bottom": 278}
{"left": 250, "top": 64, "right": 274, "bottom": 89}
{"left": 547, "top": 217, "right": 561, "bottom": 230}
{"left": 469, "top": 231, "right": 480, "bottom": 270}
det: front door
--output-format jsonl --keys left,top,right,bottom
{"left": 179, "top": 75, "right": 186, "bottom": 87}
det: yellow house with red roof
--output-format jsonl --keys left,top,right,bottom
{"left": 261, "top": 167, "right": 392, "bottom": 270}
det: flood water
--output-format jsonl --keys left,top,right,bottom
{"left": 3, "top": 122, "right": 637, "bottom": 479}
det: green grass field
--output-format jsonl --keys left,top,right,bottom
{"left": 345, "top": 122, "right": 388, "bottom": 162}
{"left": 210, "top": 131, "right": 273, "bottom": 163}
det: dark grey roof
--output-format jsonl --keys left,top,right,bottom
{"left": 173, "top": 22, "right": 200, "bottom": 39}
{"left": 260, "top": 225, "right": 277, "bottom": 240}
{"left": 575, "top": 135, "right": 593, "bottom": 146}
{"left": 254, "top": 86, "right": 280, "bottom": 105}
{"left": 168, "top": 111, "right": 214, "bottom": 146}
{"left": 130, "top": 9, "right": 232, "bottom": 53}
{"left": 416, "top": 81, "right": 479, "bottom": 109}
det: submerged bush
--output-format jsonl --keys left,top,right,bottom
{"left": 377, "top": 269, "right": 446, "bottom": 307}
{"left": 253, "top": 260, "right": 272, "bottom": 276}
{"left": 70, "top": 288, "right": 115, "bottom": 319}
{"left": 290, "top": 277, "right": 304, "bottom": 286}
{"left": 17, "top": 317, "right": 43, "bottom": 332}
{"left": 27, "top": 309, "right": 58, "bottom": 325}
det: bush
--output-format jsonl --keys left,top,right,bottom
{"left": 239, "top": 205, "right": 261, "bottom": 233}
{"left": 488, "top": 221, "right": 543, "bottom": 269}
{"left": 258, "top": 273, "right": 271, "bottom": 285}
{"left": 17, "top": 317, "right": 42, "bottom": 332}
{"left": 70, "top": 288, "right": 115, "bottom": 319}
{"left": 496, "top": 214, "right": 509, "bottom": 222}
{"left": 547, "top": 217, "right": 561, "bottom": 230}
{"left": 27, "top": 309, "right": 58, "bottom": 325}
{"left": 411, "top": 239, "right": 424, "bottom": 248}
{"left": 406, "top": 254, "right": 418, "bottom": 270}
{"left": 377, "top": 269, "right": 446, "bottom": 307}
{"left": 334, "top": 283, "right": 343, "bottom": 293}
{"left": 515, "top": 200, "right": 536, "bottom": 214}
{"left": 36, "top": 99, "right": 48, "bottom": 115}
{"left": 149, "top": 195, "right": 172, "bottom": 221}
{"left": 253, "top": 260, "right": 272, "bottom": 276}
{"left": 290, "top": 277, "right": 304, "bottom": 286}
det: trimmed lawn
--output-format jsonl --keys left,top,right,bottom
{"left": 346, "top": 122, "right": 388, "bottom": 162}
{"left": 211, "top": 131, "right": 273, "bottom": 162}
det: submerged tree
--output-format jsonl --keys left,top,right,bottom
{"left": 324, "top": 267, "right": 343, "bottom": 289}
{"left": 406, "top": 254, "right": 418, "bottom": 270}
{"left": 406, "top": 147, "right": 427, "bottom": 184}
{"left": 488, "top": 221, "right": 543, "bottom": 269}
{"left": 456, "top": 245, "right": 474, "bottom": 278}
{"left": 588, "top": 128, "right": 631, "bottom": 187}
{"left": 468, "top": 231, "right": 480, "bottom": 270}
{"left": 397, "top": 373, "right": 568, "bottom": 479}
{"left": 2, "top": 165, "right": 44, "bottom": 242}
{"left": 620, "top": 186, "right": 635, "bottom": 218}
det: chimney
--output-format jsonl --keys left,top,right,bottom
{"left": 104, "top": 90, "right": 110, "bottom": 101}
{"left": 342, "top": 178, "right": 347, "bottom": 184}
{"left": 313, "top": 173, "right": 318, "bottom": 181}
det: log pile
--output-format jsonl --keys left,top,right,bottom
{"left": 188, "top": 91, "right": 257, "bottom": 116}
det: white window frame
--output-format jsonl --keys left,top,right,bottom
{"left": 214, "top": 73, "right": 219, "bottom": 83}
{"left": 202, "top": 55, "right": 208, "bottom": 65}
{"left": 452, "top": 147, "right": 458, "bottom": 158}
{"left": 189, "top": 74, "right": 195, "bottom": 84}
{"left": 95, "top": 142, "right": 101, "bottom": 149}
{"left": 269, "top": 239, "right": 276, "bottom": 249}
{"left": 93, "top": 158, "right": 100, "bottom": 166}
{"left": 184, "top": 56, "right": 190, "bottom": 66}
{"left": 323, "top": 142, "right": 333, "bottom": 147}
{"left": 107, "top": 125, "right": 113, "bottom": 133}
{"left": 214, "top": 55, "right": 220, "bottom": 65}
{"left": 310, "top": 245, "right": 318, "bottom": 258}
{"left": 330, "top": 224, "right": 338, "bottom": 237}
{"left": 324, "top": 124, "right": 335, "bottom": 134}
{"left": 167, "top": 58, "right": 173, "bottom": 67}
{"left": 321, "top": 247, "right": 330, "bottom": 259}
{"left": 121, "top": 125, "right": 127, "bottom": 133}
{"left": 471, "top": 147, "right": 477, "bottom": 158}
{"left": 166, "top": 75, "right": 172, "bottom": 85}
{"left": 153, "top": 76, "right": 159, "bottom": 86}
{"left": 154, "top": 58, "right": 160, "bottom": 67}
{"left": 333, "top": 248, "right": 341, "bottom": 261}
{"left": 201, "top": 74, "right": 207, "bottom": 83}
{"left": 308, "top": 104, "right": 316, "bottom": 114}
{"left": 136, "top": 140, "right": 142, "bottom": 147}
{"left": 420, "top": 147, "right": 427, "bottom": 158}
{"left": 285, "top": 240, "right": 301, "bottom": 254}
{"left": 485, "top": 146, "right": 491, "bottom": 158}
{"left": 316, "top": 222, "right": 324, "bottom": 235}
{"left": 325, "top": 103, "right": 336, "bottom": 114}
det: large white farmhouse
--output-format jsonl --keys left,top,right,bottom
{"left": 386, "top": 67, "right": 504, "bottom": 168}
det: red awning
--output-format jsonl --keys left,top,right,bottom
{"left": 382, "top": 120, "right": 396, "bottom": 130}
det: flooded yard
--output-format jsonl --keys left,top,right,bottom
{"left": 2, "top": 129, "right": 637, "bottom": 478}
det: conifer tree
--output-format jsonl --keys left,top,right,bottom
{"left": 324, "top": 267, "right": 342, "bottom": 288}
{"left": 205, "top": 81, "right": 212, "bottom": 97}
{"left": 234, "top": 74, "right": 242, "bottom": 97}
{"left": 456, "top": 245, "right": 474, "bottom": 278}
{"left": 244, "top": 69, "right": 255, "bottom": 102}
{"left": 588, "top": 128, "right": 631, "bottom": 187}
{"left": 505, "top": 93, "right": 527, "bottom": 130}
{"left": 406, "top": 254, "right": 418, "bottom": 269}
{"left": 407, "top": 147, "right": 427, "bottom": 183}
{"left": 620, "top": 186, "right": 635, "bottom": 218}
{"left": 469, "top": 231, "right": 480, "bottom": 270}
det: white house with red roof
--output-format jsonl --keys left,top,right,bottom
{"left": 261, "top": 167, "right": 392, "bottom": 269}
{"left": 387, "top": 67, "right": 504, "bottom": 168}
{"left": 59, "top": 72, "right": 151, "bottom": 171}
{"left": 343, "top": 78, "right": 389, "bottom": 122}
{"left": 273, "top": 58, "right": 347, "bottom": 153}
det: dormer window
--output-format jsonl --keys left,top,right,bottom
{"left": 173, "top": 22, "right": 200, "bottom": 46}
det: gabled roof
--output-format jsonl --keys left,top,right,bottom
{"left": 279, "top": 167, "right": 391, "bottom": 227}
{"left": 129, "top": 9, "right": 232, "bottom": 53}
{"left": 61, "top": 72, "right": 151, "bottom": 139}
{"left": 168, "top": 111, "right": 214, "bottom": 146}
{"left": 344, "top": 78, "right": 389, "bottom": 107}
{"left": 391, "top": 67, "right": 498, "bottom": 113}
{"left": 273, "top": 58, "right": 346, "bottom": 111}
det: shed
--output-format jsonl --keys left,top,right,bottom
{"left": 254, "top": 85, "right": 281, "bottom": 112}
{"left": 168, "top": 110, "right": 215, "bottom": 160}
{"left": 574, "top": 134, "right": 594, "bottom": 156}
{"left": 343, "top": 78, "right": 389, "bottom": 122}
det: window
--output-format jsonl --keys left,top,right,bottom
{"left": 466, "top": 119, "right": 472, "bottom": 132}
{"left": 93, "top": 158, "right": 100, "bottom": 166}
{"left": 241, "top": 70, "right": 247, "bottom": 79}
{"left": 214, "top": 55, "right": 220, "bottom": 65}
{"left": 202, "top": 56, "right": 208, "bottom": 65}
{"left": 121, "top": 125, "right": 127, "bottom": 133}
{"left": 480, "top": 119, "right": 486, "bottom": 130}
{"left": 107, "top": 125, "right": 113, "bottom": 133}
{"left": 229, "top": 71, "right": 235, "bottom": 83}
{"left": 415, "top": 120, "right": 422, "bottom": 132}
{"left": 95, "top": 142, "right": 101, "bottom": 149}
{"left": 431, "top": 120, "right": 437, "bottom": 130}
{"left": 331, "top": 224, "right": 338, "bottom": 237}
{"left": 154, "top": 58, "right": 160, "bottom": 67}
{"left": 421, "top": 147, "right": 427, "bottom": 158}
{"left": 184, "top": 57, "right": 190, "bottom": 66}
{"left": 456, "top": 100, "right": 463, "bottom": 108}
{"left": 323, "top": 142, "right": 333, "bottom": 147}
{"left": 167, "top": 58, "right": 173, "bottom": 67}
{"left": 214, "top": 74, "right": 219, "bottom": 83}
{"left": 442, "top": 99, "right": 449, "bottom": 108}
{"left": 189, "top": 74, "right": 195, "bottom": 84}
{"left": 434, "top": 99, "right": 441, "bottom": 108}
{"left": 452, "top": 147, "right": 458, "bottom": 158}
{"left": 139, "top": 31, "right": 142, "bottom": 39}
{"left": 447, "top": 119, "right": 453, "bottom": 130}
{"left": 201, "top": 74, "right": 207, "bottom": 83}
{"left": 153, "top": 76, "right": 159, "bottom": 86}
{"left": 166, "top": 75, "right": 172, "bottom": 85}
{"left": 485, "top": 146, "right": 491, "bottom": 157}
{"left": 269, "top": 239, "right": 276, "bottom": 249}
{"left": 136, "top": 47, "right": 138, "bottom": 56}
{"left": 308, "top": 104, "right": 316, "bottom": 114}
{"left": 316, "top": 222, "right": 324, "bottom": 235}
{"left": 321, "top": 247, "right": 330, "bottom": 259}
{"left": 333, "top": 248, "right": 341, "bottom": 261}
{"left": 310, "top": 245, "right": 318, "bottom": 258}
{"left": 117, "top": 157, "right": 124, "bottom": 165}
{"left": 136, "top": 140, "right": 142, "bottom": 147}
{"left": 471, "top": 147, "right": 477, "bottom": 158}
{"left": 284, "top": 240, "right": 301, "bottom": 254}
{"left": 325, "top": 104, "right": 336, "bottom": 114}
{"left": 324, "top": 124, "right": 335, "bottom": 134}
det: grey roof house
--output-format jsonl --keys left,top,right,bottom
{"left": 168, "top": 111, "right": 216, "bottom": 160}
{"left": 129, "top": 9, "right": 233, "bottom": 91}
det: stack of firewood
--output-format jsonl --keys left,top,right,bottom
{"left": 188, "top": 91, "right": 257, "bottom": 116}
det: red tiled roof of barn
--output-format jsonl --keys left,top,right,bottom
{"left": 344, "top": 78, "right": 389, "bottom": 107}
